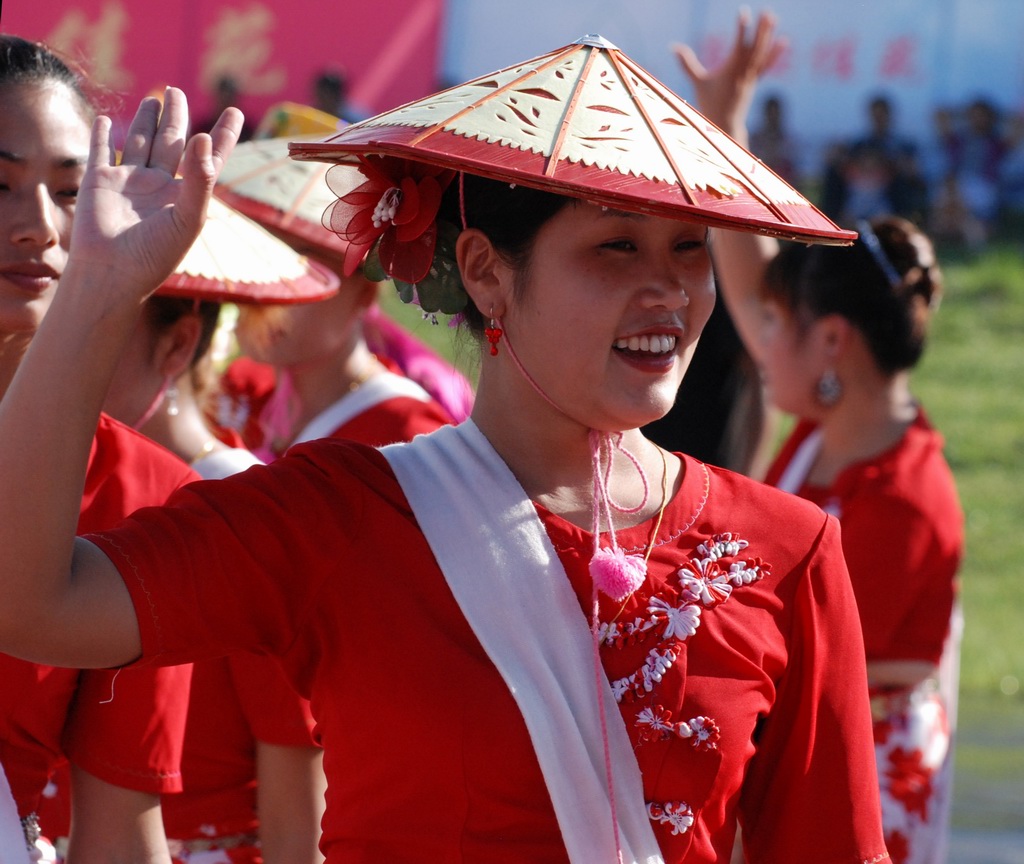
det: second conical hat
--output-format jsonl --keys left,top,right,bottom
{"left": 158, "top": 197, "right": 339, "bottom": 304}
{"left": 290, "top": 35, "right": 853, "bottom": 244}
{"left": 215, "top": 134, "right": 349, "bottom": 259}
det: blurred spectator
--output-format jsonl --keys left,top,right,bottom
{"left": 925, "top": 98, "right": 1009, "bottom": 247}
{"left": 311, "top": 67, "right": 365, "bottom": 123}
{"left": 929, "top": 172, "right": 988, "bottom": 250}
{"left": 999, "top": 111, "right": 1024, "bottom": 219}
{"left": 821, "top": 94, "right": 928, "bottom": 226}
{"left": 194, "top": 74, "right": 254, "bottom": 141}
{"left": 921, "top": 106, "right": 956, "bottom": 191}
{"left": 749, "top": 93, "right": 801, "bottom": 185}
{"left": 945, "top": 98, "right": 1007, "bottom": 236}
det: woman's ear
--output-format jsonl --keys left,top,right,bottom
{"left": 813, "top": 313, "right": 853, "bottom": 361}
{"left": 456, "top": 228, "right": 513, "bottom": 318}
{"left": 155, "top": 314, "right": 203, "bottom": 382}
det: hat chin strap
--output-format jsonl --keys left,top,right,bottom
{"left": 498, "top": 319, "right": 652, "bottom": 863}
{"left": 132, "top": 376, "right": 172, "bottom": 431}
{"left": 496, "top": 318, "right": 653, "bottom": 557}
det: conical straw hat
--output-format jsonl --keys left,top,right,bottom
{"left": 290, "top": 35, "right": 854, "bottom": 244}
{"left": 158, "top": 197, "right": 340, "bottom": 304}
{"left": 215, "top": 134, "right": 349, "bottom": 259}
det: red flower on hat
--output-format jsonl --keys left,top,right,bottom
{"left": 323, "top": 158, "right": 454, "bottom": 284}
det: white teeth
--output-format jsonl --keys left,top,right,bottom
{"left": 614, "top": 335, "right": 677, "bottom": 354}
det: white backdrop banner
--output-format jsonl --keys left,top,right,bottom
{"left": 442, "top": 0, "right": 1024, "bottom": 177}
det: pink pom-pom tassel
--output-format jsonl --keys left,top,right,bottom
{"left": 590, "top": 547, "right": 647, "bottom": 603}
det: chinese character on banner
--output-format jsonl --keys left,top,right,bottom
{"left": 201, "top": 3, "right": 287, "bottom": 96}
{"left": 811, "top": 36, "right": 857, "bottom": 81}
{"left": 879, "top": 35, "right": 919, "bottom": 80}
{"left": 48, "top": 1, "right": 133, "bottom": 91}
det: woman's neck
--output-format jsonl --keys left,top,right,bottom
{"left": 0, "top": 335, "right": 32, "bottom": 402}
{"left": 284, "top": 340, "right": 380, "bottom": 436}
{"left": 471, "top": 367, "right": 671, "bottom": 531}
{"left": 140, "top": 388, "right": 224, "bottom": 465}
{"left": 810, "top": 372, "right": 917, "bottom": 486}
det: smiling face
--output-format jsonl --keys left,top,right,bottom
{"left": 497, "top": 201, "right": 715, "bottom": 433}
{"left": 0, "top": 81, "right": 91, "bottom": 336}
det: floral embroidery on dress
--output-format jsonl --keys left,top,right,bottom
{"left": 636, "top": 705, "right": 720, "bottom": 750}
{"left": 602, "top": 530, "right": 771, "bottom": 840}
{"left": 605, "top": 532, "right": 769, "bottom": 711}
{"left": 647, "top": 801, "right": 695, "bottom": 836}
{"left": 597, "top": 596, "right": 702, "bottom": 648}
{"left": 611, "top": 645, "right": 681, "bottom": 703}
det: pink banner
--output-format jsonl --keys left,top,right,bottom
{"left": 1, "top": 0, "right": 445, "bottom": 137}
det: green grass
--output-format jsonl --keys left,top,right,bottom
{"left": 908, "top": 238, "right": 1024, "bottom": 829}
{"left": 914, "top": 242, "right": 1024, "bottom": 695}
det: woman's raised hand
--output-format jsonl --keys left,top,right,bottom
{"left": 68, "top": 87, "right": 243, "bottom": 302}
{"left": 672, "top": 10, "right": 784, "bottom": 140}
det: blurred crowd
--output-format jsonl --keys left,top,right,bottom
{"left": 750, "top": 90, "right": 1024, "bottom": 250}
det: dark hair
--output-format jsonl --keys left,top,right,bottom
{"left": 144, "top": 297, "right": 222, "bottom": 395}
{"left": 761, "top": 216, "right": 942, "bottom": 374}
{"left": 314, "top": 70, "right": 348, "bottom": 101}
{"left": 0, "top": 35, "right": 96, "bottom": 116}
{"left": 436, "top": 174, "right": 570, "bottom": 334}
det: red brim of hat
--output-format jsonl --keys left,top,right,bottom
{"left": 290, "top": 38, "right": 855, "bottom": 245}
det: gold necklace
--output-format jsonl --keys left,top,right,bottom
{"left": 644, "top": 447, "right": 669, "bottom": 566}
{"left": 609, "top": 447, "right": 669, "bottom": 623}
{"left": 347, "top": 359, "right": 380, "bottom": 392}
{"left": 188, "top": 439, "right": 217, "bottom": 465}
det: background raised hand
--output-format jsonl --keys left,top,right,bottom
{"left": 672, "top": 10, "right": 784, "bottom": 142}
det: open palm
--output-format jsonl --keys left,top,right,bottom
{"left": 69, "top": 88, "right": 243, "bottom": 299}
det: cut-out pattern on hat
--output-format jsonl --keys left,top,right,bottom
{"left": 346, "top": 44, "right": 803, "bottom": 203}
{"left": 292, "top": 37, "right": 855, "bottom": 244}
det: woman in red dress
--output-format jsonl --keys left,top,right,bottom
{"left": 211, "top": 134, "right": 459, "bottom": 461}
{"left": 675, "top": 13, "right": 963, "bottom": 863}
{"left": 103, "top": 259, "right": 335, "bottom": 862}
{"left": 0, "top": 39, "right": 889, "bottom": 864}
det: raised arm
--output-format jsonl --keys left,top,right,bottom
{"left": 0, "top": 89, "right": 242, "bottom": 667}
{"left": 674, "top": 10, "right": 785, "bottom": 365}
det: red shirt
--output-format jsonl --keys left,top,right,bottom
{"left": 90, "top": 438, "right": 887, "bottom": 863}
{"left": 214, "top": 356, "right": 453, "bottom": 454}
{"left": 1, "top": 414, "right": 195, "bottom": 824}
{"left": 165, "top": 359, "right": 450, "bottom": 844}
{"left": 765, "top": 413, "right": 963, "bottom": 664}
{"left": 159, "top": 652, "right": 316, "bottom": 841}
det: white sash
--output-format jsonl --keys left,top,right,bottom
{"left": 0, "top": 764, "right": 28, "bottom": 864}
{"left": 773, "top": 427, "right": 823, "bottom": 495}
{"left": 292, "top": 372, "right": 431, "bottom": 445}
{"left": 382, "top": 421, "right": 664, "bottom": 864}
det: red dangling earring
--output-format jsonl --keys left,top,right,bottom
{"left": 485, "top": 310, "right": 503, "bottom": 356}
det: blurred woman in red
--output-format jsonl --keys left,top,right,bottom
{"left": 676, "top": 13, "right": 963, "bottom": 862}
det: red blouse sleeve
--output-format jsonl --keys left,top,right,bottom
{"left": 86, "top": 441, "right": 395, "bottom": 671}
{"left": 61, "top": 663, "right": 192, "bottom": 794}
{"left": 229, "top": 653, "right": 317, "bottom": 747}
{"left": 738, "top": 516, "right": 888, "bottom": 864}
{"left": 838, "top": 490, "right": 958, "bottom": 664}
